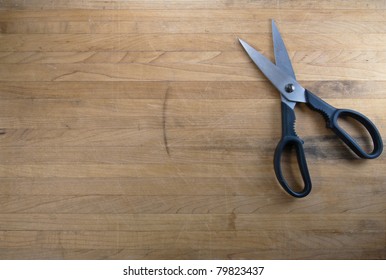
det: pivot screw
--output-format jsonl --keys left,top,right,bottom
{"left": 285, "top": 83, "right": 295, "bottom": 93}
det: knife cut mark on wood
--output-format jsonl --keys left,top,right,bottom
{"left": 162, "top": 86, "right": 170, "bottom": 156}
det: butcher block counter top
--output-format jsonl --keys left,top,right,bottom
{"left": 0, "top": 0, "right": 385, "bottom": 259}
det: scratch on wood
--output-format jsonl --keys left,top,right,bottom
{"left": 162, "top": 85, "right": 170, "bottom": 156}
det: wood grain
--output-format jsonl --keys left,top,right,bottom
{"left": 0, "top": 0, "right": 385, "bottom": 260}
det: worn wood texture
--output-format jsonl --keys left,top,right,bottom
{"left": 0, "top": 0, "right": 385, "bottom": 260}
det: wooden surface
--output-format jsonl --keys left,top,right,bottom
{"left": 0, "top": 0, "right": 385, "bottom": 260}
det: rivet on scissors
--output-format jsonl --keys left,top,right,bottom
{"left": 285, "top": 83, "right": 295, "bottom": 93}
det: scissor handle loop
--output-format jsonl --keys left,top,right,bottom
{"left": 274, "top": 136, "right": 312, "bottom": 198}
{"left": 274, "top": 102, "right": 312, "bottom": 198}
{"left": 305, "top": 89, "right": 383, "bottom": 159}
{"left": 331, "top": 109, "right": 383, "bottom": 159}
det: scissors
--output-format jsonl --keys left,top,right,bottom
{"left": 239, "top": 20, "right": 383, "bottom": 198}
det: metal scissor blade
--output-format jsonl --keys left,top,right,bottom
{"left": 238, "top": 38, "right": 306, "bottom": 104}
{"left": 272, "top": 20, "right": 296, "bottom": 80}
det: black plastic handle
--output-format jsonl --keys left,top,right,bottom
{"left": 274, "top": 102, "right": 312, "bottom": 198}
{"left": 330, "top": 109, "right": 383, "bottom": 159}
{"left": 274, "top": 136, "right": 312, "bottom": 198}
{"left": 306, "top": 89, "right": 383, "bottom": 159}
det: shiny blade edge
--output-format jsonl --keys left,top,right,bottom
{"left": 272, "top": 19, "right": 296, "bottom": 80}
{"left": 238, "top": 38, "right": 306, "bottom": 104}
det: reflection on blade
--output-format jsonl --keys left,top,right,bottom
{"left": 272, "top": 19, "right": 296, "bottom": 80}
{"left": 238, "top": 38, "right": 306, "bottom": 104}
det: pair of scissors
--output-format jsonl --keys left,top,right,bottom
{"left": 239, "top": 20, "right": 383, "bottom": 198}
